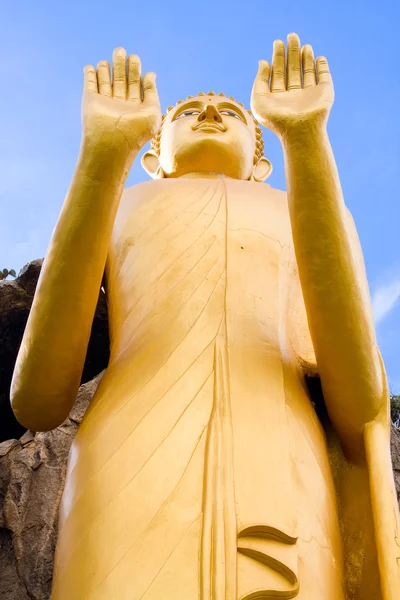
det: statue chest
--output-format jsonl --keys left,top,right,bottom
{"left": 107, "top": 177, "right": 295, "bottom": 359}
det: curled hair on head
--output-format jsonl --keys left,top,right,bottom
{"left": 150, "top": 92, "right": 265, "bottom": 165}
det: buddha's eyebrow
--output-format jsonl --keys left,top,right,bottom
{"left": 171, "top": 100, "right": 203, "bottom": 119}
{"left": 216, "top": 102, "right": 248, "bottom": 123}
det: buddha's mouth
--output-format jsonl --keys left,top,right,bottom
{"left": 192, "top": 122, "right": 226, "bottom": 133}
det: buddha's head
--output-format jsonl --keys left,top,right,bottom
{"left": 141, "top": 92, "right": 272, "bottom": 182}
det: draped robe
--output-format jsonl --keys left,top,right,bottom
{"left": 51, "top": 177, "right": 394, "bottom": 600}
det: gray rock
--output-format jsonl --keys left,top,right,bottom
{"left": 16, "top": 259, "right": 44, "bottom": 297}
{"left": 391, "top": 424, "right": 400, "bottom": 503}
{"left": 0, "top": 373, "right": 103, "bottom": 600}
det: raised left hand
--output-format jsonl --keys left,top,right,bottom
{"left": 251, "top": 33, "right": 334, "bottom": 138}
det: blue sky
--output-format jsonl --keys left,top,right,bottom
{"left": 1, "top": 0, "right": 399, "bottom": 389}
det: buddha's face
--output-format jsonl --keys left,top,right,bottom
{"left": 158, "top": 95, "right": 257, "bottom": 179}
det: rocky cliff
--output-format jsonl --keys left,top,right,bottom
{"left": 0, "top": 374, "right": 102, "bottom": 600}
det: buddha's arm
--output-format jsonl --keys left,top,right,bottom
{"left": 283, "top": 123, "right": 383, "bottom": 453}
{"left": 11, "top": 49, "right": 161, "bottom": 431}
{"left": 252, "top": 34, "right": 384, "bottom": 457}
{"left": 11, "top": 144, "right": 132, "bottom": 432}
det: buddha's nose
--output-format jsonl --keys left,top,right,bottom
{"left": 198, "top": 103, "right": 223, "bottom": 123}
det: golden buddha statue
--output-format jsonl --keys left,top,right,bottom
{"left": 10, "top": 33, "right": 400, "bottom": 599}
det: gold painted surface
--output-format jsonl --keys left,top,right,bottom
{"left": 11, "top": 35, "right": 400, "bottom": 599}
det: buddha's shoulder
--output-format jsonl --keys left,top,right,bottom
{"left": 121, "top": 178, "right": 288, "bottom": 214}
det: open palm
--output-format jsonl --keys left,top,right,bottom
{"left": 82, "top": 48, "right": 161, "bottom": 153}
{"left": 251, "top": 33, "right": 334, "bottom": 137}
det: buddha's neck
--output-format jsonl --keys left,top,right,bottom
{"left": 174, "top": 172, "right": 229, "bottom": 180}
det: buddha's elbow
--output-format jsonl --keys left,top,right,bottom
{"left": 10, "top": 382, "right": 72, "bottom": 432}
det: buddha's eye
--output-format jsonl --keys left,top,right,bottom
{"left": 175, "top": 110, "right": 201, "bottom": 119}
{"left": 220, "top": 110, "right": 241, "bottom": 119}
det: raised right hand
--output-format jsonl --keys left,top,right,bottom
{"left": 82, "top": 48, "right": 162, "bottom": 154}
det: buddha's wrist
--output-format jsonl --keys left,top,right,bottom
{"left": 77, "top": 136, "right": 137, "bottom": 187}
{"left": 279, "top": 118, "right": 329, "bottom": 149}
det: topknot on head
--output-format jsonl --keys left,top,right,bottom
{"left": 151, "top": 92, "right": 265, "bottom": 165}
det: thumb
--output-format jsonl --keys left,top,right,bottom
{"left": 252, "top": 60, "right": 271, "bottom": 97}
{"left": 142, "top": 72, "right": 159, "bottom": 104}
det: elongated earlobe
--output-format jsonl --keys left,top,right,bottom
{"left": 251, "top": 157, "right": 272, "bottom": 182}
{"left": 141, "top": 150, "right": 165, "bottom": 179}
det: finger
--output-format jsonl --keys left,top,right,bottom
{"left": 128, "top": 54, "right": 141, "bottom": 101}
{"left": 112, "top": 47, "right": 127, "bottom": 99}
{"left": 252, "top": 60, "right": 271, "bottom": 96}
{"left": 83, "top": 65, "right": 97, "bottom": 93}
{"left": 302, "top": 44, "right": 316, "bottom": 88}
{"left": 142, "top": 72, "right": 159, "bottom": 105}
{"left": 287, "top": 32, "right": 302, "bottom": 90}
{"left": 97, "top": 60, "right": 111, "bottom": 97}
{"left": 316, "top": 56, "right": 332, "bottom": 84}
{"left": 270, "top": 39, "right": 286, "bottom": 92}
